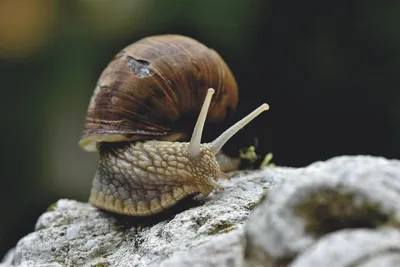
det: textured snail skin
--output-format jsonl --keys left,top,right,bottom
{"left": 89, "top": 140, "right": 223, "bottom": 216}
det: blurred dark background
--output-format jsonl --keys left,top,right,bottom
{"left": 1, "top": 0, "right": 399, "bottom": 258}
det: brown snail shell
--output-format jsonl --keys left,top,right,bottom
{"left": 80, "top": 34, "right": 238, "bottom": 152}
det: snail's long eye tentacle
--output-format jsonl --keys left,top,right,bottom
{"left": 188, "top": 88, "right": 215, "bottom": 158}
{"left": 210, "top": 104, "right": 270, "bottom": 155}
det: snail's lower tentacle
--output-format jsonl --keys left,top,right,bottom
{"left": 208, "top": 178, "right": 224, "bottom": 191}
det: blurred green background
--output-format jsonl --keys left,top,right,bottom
{"left": 1, "top": 0, "right": 400, "bottom": 257}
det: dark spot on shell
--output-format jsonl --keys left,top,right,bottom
{"left": 143, "top": 97, "right": 156, "bottom": 110}
{"left": 153, "top": 87, "right": 165, "bottom": 100}
{"left": 215, "top": 88, "right": 223, "bottom": 102}
{"left": 126, "top": 56, "right": 154, "bottom": 78}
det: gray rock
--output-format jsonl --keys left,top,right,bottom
{"left": 160, "top": 229, "right": 244, "bottom": 267}
{"left": 0, "top": 249, "right": 14, "bottom": 267}
{"left": 358, "top": 254, "right": 400, "bottom": 267}
{"left": 2, "top": 166, "right": 279, "bottom": 267}
{"left": 289, "top": 228, "right": 400, "bottom": 267}
{"left": 2, "top": 155, "right": 400, "bottom": 267}
{"left": 244, "top": 155, "right": 400, "bottom": 267}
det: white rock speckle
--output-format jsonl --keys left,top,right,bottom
{"left": 66, "top": 225, "right": 80, "bottom": 240}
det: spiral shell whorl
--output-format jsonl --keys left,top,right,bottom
{"left": 80, "top": 35, "right": 238, "bottom": 152}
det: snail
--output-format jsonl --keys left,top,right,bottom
{"left": 79, "top": 35, "right": 269, "bottom": 216}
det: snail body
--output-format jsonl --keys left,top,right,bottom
{"left": 80, "top": 35, "right": 269, "bottom": 216}
{"left": 91, "top": 141, "right": 220, "bottom": 216}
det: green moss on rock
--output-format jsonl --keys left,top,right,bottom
{"left": 239, "top": 146, "right": 258, "bottom": 164}
{"left": 46, "top": 203, "right": 57, "bottom": 212}
{"left": 208, "top": 222, "right": 236, "bottom": 235}
{"left": 259, "top": 153, "right": 275, "bottom": 168}
{"left": 91, "top": 262, "right": 110, "bottom": 267}
{"left": 245, "top": 202, "right": 258, "bottom": 211}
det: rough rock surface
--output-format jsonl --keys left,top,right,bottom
{"left": 0, "top": 165, "right": 282, "bottom": 267}
{"left": 2, "top": 155, "right": 400, "bottom": 267}
{"left": 244, "top": 155, "right": 400, "bottom": 267}
{"left": 289, "top": 228, "right": 400, "bottom": 267}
